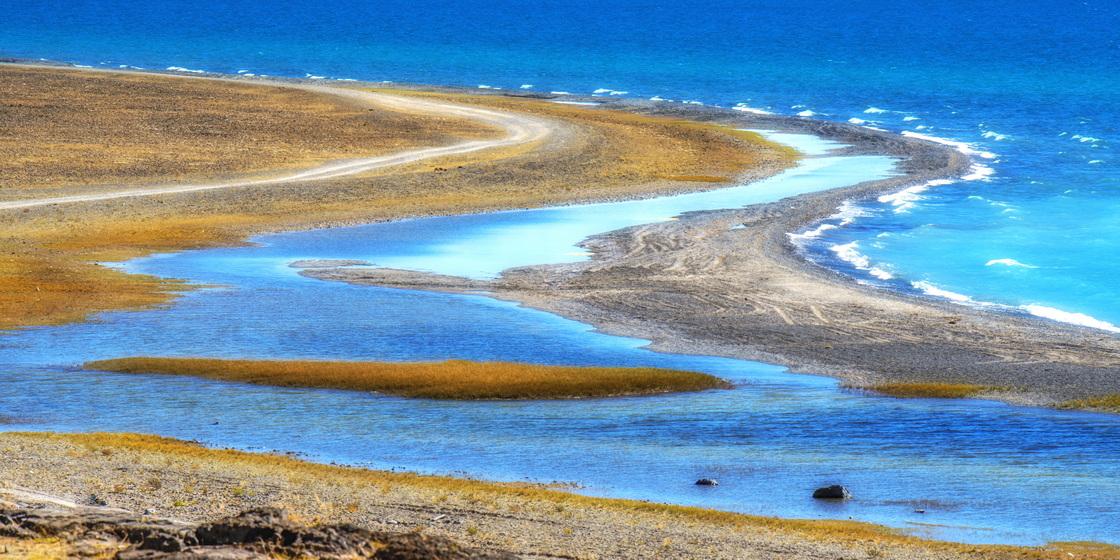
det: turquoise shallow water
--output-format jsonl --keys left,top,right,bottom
{"left": 3, "top": 0, "right": 1120, "bottom": 545}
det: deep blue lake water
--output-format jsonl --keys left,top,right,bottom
{"left": 3, "top": 0, "right": 1120, "bottom": 546}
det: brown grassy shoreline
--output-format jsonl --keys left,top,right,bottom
{"left": 0, "top": 62, "right": 794, "bottom": 332}
{"left": 4, "top": 432, "right": 1117, "bottom": 560}
{"left": 83, "top": 357, "right": 730, "bottom": 399}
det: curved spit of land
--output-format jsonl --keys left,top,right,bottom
{"left": 0, "top": 84, "right": 553, "bottom": 211}
{"left": 302, "top": 98, "right": 1120, "bottom": 412}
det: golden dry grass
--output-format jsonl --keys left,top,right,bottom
{"left": 0, "top": 65, "right": 501, "bottom": 191}
{"left": 83, "top": 357, "right": 729, "bottom": 399}
{"left": 857, "top": 383, "right": 993, "bottom": 399}
{"left": 0, "top": 537, "right": 89, "bottom": 560}
{"left": 5, "top": 432, "right": 1116, "bottom": 559}
{"left": 1058, "top": 394, "right": 1120, "bottom": 412}
{"left": 0, "top": 66, "right": 794, "bottom": 333}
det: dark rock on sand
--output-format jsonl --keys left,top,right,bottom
{"left": 812, "top": 485, "right": 852, "bottom": 499}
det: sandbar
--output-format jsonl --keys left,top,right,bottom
{"left": 302, "top": 98, "right": 1120, "bottom": 411}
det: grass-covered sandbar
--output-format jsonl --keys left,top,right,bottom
{"left": 84, "top": 357, "right": 730, "bottom": 399}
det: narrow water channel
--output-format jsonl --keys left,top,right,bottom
{"left": 3, "top": 136, "right": 1118, "bottom": 546}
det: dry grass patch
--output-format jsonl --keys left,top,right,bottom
{"left": 371, "top": 88, "right": 797, "bottom": 194}
{"left": 0, "top": 536, "right": 92, "bottom": 560}
{"left": 83, "top": 357, "right": 730, "bottom": 399}
{"left": 1058, "top": 394, "right": 1120, "bottom": 412}
{"left": 0, "top": 65, "right": 500, "bottom": 191}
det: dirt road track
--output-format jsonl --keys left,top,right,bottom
{"left": 0, "top": 84, "right": 554, "bottom": 211}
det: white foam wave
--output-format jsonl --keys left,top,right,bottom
{"left": 981, "top": 131, "right": 1010, "bottom": 141}
{"left": 833, "top": 200, "right": 874, "bottom": 224}
{"left": 520, "top": 84, "right": 533, "bottom": 89}
{"left": 1089, "top": 160, "right": 1105, "bottom": 164}
{"left": 1071, "top": 134, "right": 1102, "bottom": 143}
{"left": 477, "top": 84, "right": 496, "bottom": 89}
{"left": 1021, "top": 305, "right": 1120, "bottom": 333}
{"left": 797, "top": 110, "right": 818, "bottom": 117}
{"left": 961, "top": 162, "right": 996, "bottom": 181}
{"left": 826, "top": 242, "right": 894, "bottom": 280}
{"left": 306, "top": 73, "right": 326, "bottom": 80}
{"left": 592, "top": 88, "right": 611, "bottom": 94}
{"left": 848, "top": 118, "right": 869, "bottom": 125}
{"left": 831, "top": 242, "right": 871, "bottom": 269}
{"left": 901, "top": 131, "right": 998, "bottom": 160}
{"left": 167, "top": 66, "right": 205, "bottom": 73}
{"left": 985, "top": 258, "right": 1037, "bottom": 268}
{"left": 877, "top": 179, "right": 953, "bottom": 213}
{"left": 788, "top": 222, "right": 838, "bottom": 240}
{"left": 732, "top": 103, "right": 773, "bottom": 115}
{"left": 903, "top": 116, "right": 921, "bottom": 122}
{"left": 789, "top": 200, "right": 873, "bottom": 242}
{"left": 912, "top": 281, "right": 974, "bottom": 303}
{"left": 864, "top": 107, "right": 889, "bottom": 114}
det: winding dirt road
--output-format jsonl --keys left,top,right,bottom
{"left": 0, "top": 84, "right": 554, "bottom": 211}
